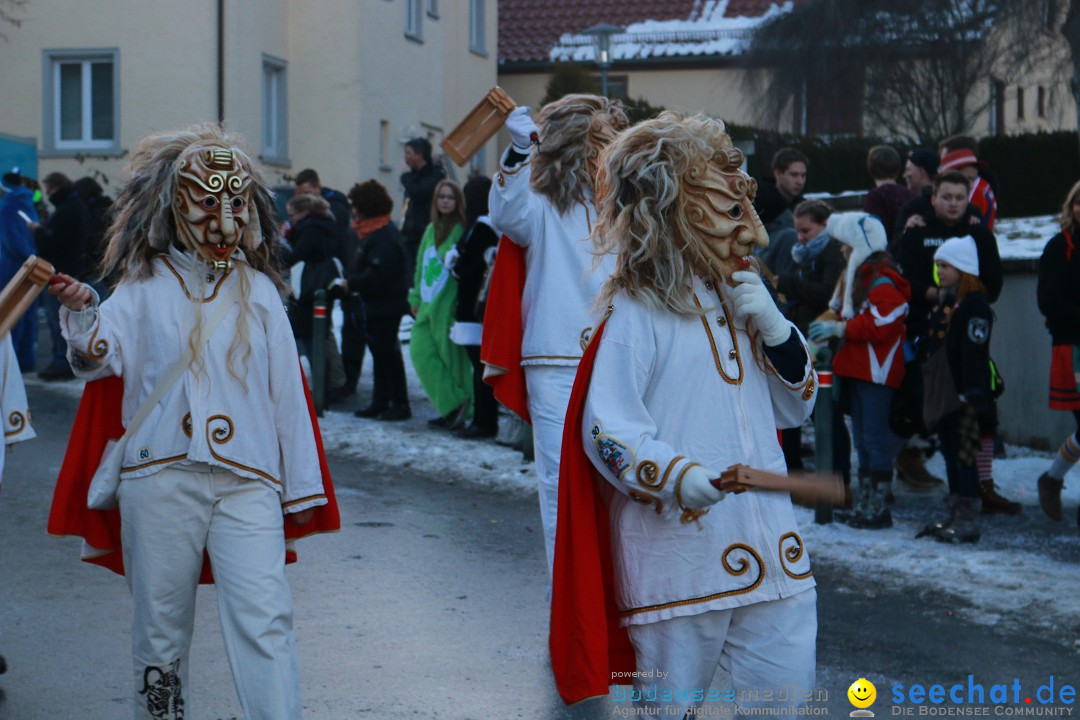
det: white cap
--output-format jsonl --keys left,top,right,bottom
{"left": 934, "top": 235, "right": 980, "bottom": 277}
{"left": 826, "top": 212, "right": 888, "bottom": 319}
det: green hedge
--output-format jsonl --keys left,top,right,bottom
{"left": 726, "top": 123, "right": 1080, "bottom": 219}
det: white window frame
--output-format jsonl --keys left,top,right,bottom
{"left": 262, "top": 55, "right": 289, "bottom": 165}
{"left": 469, "top": 0, "right": 487, "bottom": 56}
{"left": 427, "top": 0, "right": 439, "bottom": 19}
{"left": 406, "top": 0, "right": 423, "bottom": 42}
{"left": 42, "top": 48, "right": 120, "bottom": 156}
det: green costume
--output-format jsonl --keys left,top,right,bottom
{"left": 408, "top": 222, "right": 473, "bottom": 418}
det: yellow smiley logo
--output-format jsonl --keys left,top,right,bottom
{"left": 848, "top": 678, "right": 877, "bottom": 708}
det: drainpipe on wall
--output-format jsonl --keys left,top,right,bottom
{"left": 217, "top": 0, "right": 225, "bottom": 124}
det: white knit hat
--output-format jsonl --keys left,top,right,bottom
{"left": 826, "top": 212, "right": 888, "bottom": 319}
{"left": 934, "top": 235, "right": 980, "bottom": 277}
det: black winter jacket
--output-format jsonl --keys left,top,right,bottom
{"left": 895, "top": 216, "right": 1002, "bottom": 340}
{"left": 1037, "top": 231, "right": 1080, "bottom": 345}
{"left": 35, "top": 186, "right": 89, "bottom": 278}
{"left": 454, "top": 219, "right": 499, "bottom": 323}
{"left": 345, "top": 222, "right": 409, "bottom": 320}
{"left": 921, "top": 292, "right": 996, "bottom": 426}
{"left": 400, "top": 163, "right": 445, "bottom": 248}
{"left": 282, "top": 214, "right": 340, "bottom": 338}
{"left": 776, "top": 237, "right": 845, "bottom": 334}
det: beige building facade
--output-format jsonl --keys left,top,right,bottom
{"left": 0, "top": 0, "right": 497, "bottom": 203}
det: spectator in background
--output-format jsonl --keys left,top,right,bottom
{"left": 773, "top": 200, "right": 846, "bottom": 475}
{"left": 754, "top": 147, "right": 807, "bottom": 216}
{"left": 810, "top": 213, "right": 906, "bottom": 529}
{"left": 400, "top": 137, "right": 446, "bottom": 281}
{"left": 294, "top": 168, "right": 355, "bottom": 396}
{"left": 409, "top": 179, "right": 473, "bottom": 429}
{"left": 73, "top": 177, "right": 114, "bottom": 297}
{"left": 282, "top": 193, "right": 348, "bottom": 402}
{"left": 1035, "top": 179, "right": 1080, "bottom": 522}
{"left": 294, "top": 168, "right": 352, "bottom": 255}
{"left": 863, "top": 145, "right": 913, "bottom": 248}
{"left": 893, "top": 148, "right": 940, "bottom": 246}
{"left": 894, "top": 170, "right": 1016, "bottom": 514}
{"left": 0, "top": 168, "right": 40, "bottom": 370}
{"left": 939, "top": 135, "right": 998, "bottom": 230}
{"left": 449, "top": 175, "right": 500, "bottom": 439}
{"left": 340, "top": 180, "right": 412, "bottom": 421}
{"left": 29, "top": 172, "right": 89, "bottom": 381}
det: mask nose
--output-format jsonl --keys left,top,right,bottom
{"left": 218, "top": 199, "right": 237, "bottom": 241}
{"left": 745, "top": 198, "right": 769, "bottom": 249}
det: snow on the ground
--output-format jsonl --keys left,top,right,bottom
{"left": 994, "top": 214, "right": 1059, "bottom": 260}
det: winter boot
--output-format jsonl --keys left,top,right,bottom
{"left": 979, "top": 479, "right": 1021, "bottom": 515}
{"left": 917, "top": 495, "right": 959, "bottom": 539}
{"left": 848, "top": 470, "right": 894, "bottom": 529}
{"left": 895, "top": 446, "right": 944, "bottom": 490}
{"left": 836, "top": 470, "right": 869, "bottom": 524}
{"left": 935, "top": 495, "right": 981, "bottom": 544}
{"left": 1037, "top": 473, "right": 1064, "bottom": 521}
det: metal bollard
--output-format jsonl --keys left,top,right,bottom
{"left": 813, "top": 366, "right": 834, "bottom": 525}
{"left": 312, "top": 289, "right": 327, "bottom": 417}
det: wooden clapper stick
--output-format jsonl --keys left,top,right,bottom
{"left": 440, "top": 86, "right": 518, "bottom": 166}
{"left": 712, "top": 464, "right": 846, "bottom": 507}
{"left": 0, "top": 256, "right": 56, "bottom": 339}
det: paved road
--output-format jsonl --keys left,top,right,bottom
{"left": 1, "top": 381, "right": 1076, "bottom": 719}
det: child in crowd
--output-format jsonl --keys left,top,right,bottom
{"left": 810, "top": 213, "right": 908, "bottom": 528}
{"left": 917, "top": 236, "right": 995, "bottom": 543}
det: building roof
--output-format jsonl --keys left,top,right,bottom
{"left": 499, "top": 0, "right": 801, "bottom": 65}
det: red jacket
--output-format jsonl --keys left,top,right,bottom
{"left": 970, "top": 176, "right": 997, "bottom": 230}
{"left": 832, "top": 263, "right": 910, "bottom": 388}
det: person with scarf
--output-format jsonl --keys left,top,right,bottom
{"left": 408, "top": 179, "right": 472, "bottom": 428}
{"left": 336, "top": 179, "right": 411, "bottom": 421}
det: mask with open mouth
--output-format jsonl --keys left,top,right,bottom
{"left": 172, "top": 146, "right": 253, "bottom": 268}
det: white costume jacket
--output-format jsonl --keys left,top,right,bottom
{"left": 60, "top": 250, "right": 326, "bottom": 512}
{"left": 490, "top": 149, "right": 616, "bottom": 366}
{"left": 0, "top": 334, "right": 35, "bottom": 486}
{"left": 582, "top": 276, "right": 817, "bottom": 626}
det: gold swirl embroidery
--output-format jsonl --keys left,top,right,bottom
{"left": 205, "top": 415, "right": 281, "bottom": 485}
{"left": 801, "top": 375, "right": 816, "bottom": 401}
{"left": 182, "top": 413, "right": 192, "bottom": 438}
{"left": 579, "top": 326, "right": 593, "bottom": 352}
{"left": 85, "top": 325, "right": 109, "bottom": 360}
{"left": 693, "top": 292, "right": 743, "bottom": 385}
{"left": 636, "top": 460, "right": 661, "bottom": 489}
{"left": 658, "top": 455, "right": 685, "bottom": 492}
{"left": 161, "top": 257, "right": 231, "bottom": 302}
{"left": 621, "top": 542, "right": 765, "bottom": 617}
{"left": 779, "top": 532, "right": 813, "bottom": 580}
{"left": 5, "top": 411, "right": 25, "bottom": 437}
{"left": 629, "top": 490, "right": 656, "bottom": 505}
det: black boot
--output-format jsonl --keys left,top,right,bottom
{"left": 917, "top": 495, "right": 959, "bottom": 539}
{"left": 848, "top": 471, "right": 894, "bottom": 529}
{"left": 934, "top": 495, "right": 981, "bottom": 543}
{"left": 354, "top": 404, "right": 388, "bottom": 418}
{"left": 378, "top": 403, "right": 412, "bottom": 421}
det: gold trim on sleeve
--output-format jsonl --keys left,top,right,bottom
{"left": 283, "top": 494, "right": 326, "bottom": 509}
{"left": 85, "top": 325, "right": 109, "bottom": 360}
{"left": 636, "top": 461, "right": 660, "bottom": 489}
{"left": 621, "top": 542, "right": 765, "bottom": 617}
{"left": 182, "top": 412, "right": 192, "bottom": 438}
{"left": 673, "top": 462, "right": 708, "bottom": 525}
{"left": 779, "top": 532, "right": 814, "bottom": 580}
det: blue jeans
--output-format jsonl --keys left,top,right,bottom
{"left": 849, "top": 379, "right": 905, "bottom": 474}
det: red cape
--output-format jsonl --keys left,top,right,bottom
{"left": 47, "top": 370, "right": 340, "bottom": 584}
{"left": 549, "top": 318, "right": 637, "bottom": 705}
{"left": 480, "top": 235, "right": 531, "bottom": 424}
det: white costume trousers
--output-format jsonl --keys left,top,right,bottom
{"left": 625, "top": 589, "right": 817, "bottom": 718}
{"left": 524, "top": 364, "right": 576, "bottom": 577}
{"left": 119, "top": 465, "right": 302, "bottom": 720}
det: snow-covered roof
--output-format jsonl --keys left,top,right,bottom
{"left": 499, "top": 0, "right": 801, "bottom": 66}
{"left": 550, "top": 0, "right": 796, "bottom": 63}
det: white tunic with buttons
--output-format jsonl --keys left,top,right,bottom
{"left": 60, "top": 250, "right": 326, "bottom": 512}
{"left": 489, "top": 149, "right": 616, "bottom": 365}
{"left": 581, "top": 276, "right": 818, "bottom": 627}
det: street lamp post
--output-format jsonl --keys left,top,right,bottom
{"left": 582, "top": 23, "right": 623, "bottom": 97}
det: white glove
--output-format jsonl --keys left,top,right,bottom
{"left": 505, "top": 106, "right": 538, "bottom": 152}
{"left": 679, "top": 465, "right": 725, "bottom": 510}
{"left": 444, "top": 245, "right": 460, "bottom": 272}
{"left": 730, "top": 270, "right": 792, "bottom": 347}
